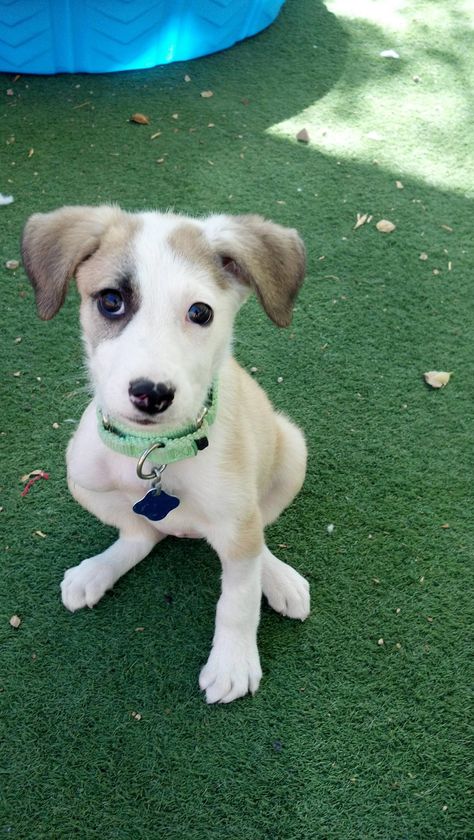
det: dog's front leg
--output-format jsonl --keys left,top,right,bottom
{"left": 61, "top": 530, "right": 163, "bottom": 612}
{"left": 199, "top": 515, "right": 263, "bottom": 703}
{"left": 61, "top": 485, "right": 164, "bottom": 612}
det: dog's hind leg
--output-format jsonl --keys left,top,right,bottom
{"left": 260, "top": 414, "right": 307, "bottom": 527}
{"left": 261, "top": 548, "right": 310, "bottom": 621}
{"left": 61, "top": 483, "right": 163, "bottom": 611}
{"left": 258, "top": 415, "right": 310, "bottom": 620}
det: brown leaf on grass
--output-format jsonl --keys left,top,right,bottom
{"left": 130, "top": 113, "right": 150, "bottom": 125}
{"left": 423, "top": 371, "right": 452, "bottom": 388}
{"left": 296, "top": 128, "right": 310, "bottom": 143}
{"left": 376, "top": 219, "right": 396, "bottom": 233}
{"left": 200, "top": 90, "right": 214, "bottom": 98}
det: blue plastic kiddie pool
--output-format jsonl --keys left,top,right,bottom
{"left": 0, "top": 0, "right": 286, "bottom": 74}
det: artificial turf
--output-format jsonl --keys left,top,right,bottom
{"left": 1, "top": 1, "right": 472, "bottom": 837}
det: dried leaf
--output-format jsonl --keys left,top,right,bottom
{"left": 130, "top": 113, "right": 150, "bottom": 125}
{"left": 34, "top": 530, "right": 47, "bottom": 538}
{"left": 28, "top": 148, "right": 34, "bottom": 158}
{"left": 441, "top": 224, "right": 453, "bottom": 232}
{"left": 21, "top": 469, "right": 43, "bottom": 483}
{"left": 9, "top": 615, "right": 21, "bottom": 628}
{"left": 296, "top": 128, "right": 310, "bottom": 143}
{"left": 423, "top": 370, "right": 452, "bottom": 388}
{"left": 354, "top": 212, "right": 369, "bottom": 230}
{"left": 396, "top": 180, "right": 404, "bottom": 189}
{"left": 150, "top": 131, "right": 161, "bottom": 140}
{"left": 200, "top": 90, "right": 214, "bottom": 98}
{"left": 376, "top": 219, "right": 396, "bottom": 233}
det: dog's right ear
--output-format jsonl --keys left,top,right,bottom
{"left": 21, "top": 205, "right": 121, "bottom": 320}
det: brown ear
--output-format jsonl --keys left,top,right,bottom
{"left": 203, "top": 214, "right": 306, "bottom": 327}
{"left": 21, "top": 205, "right": 122, "bottom": 320}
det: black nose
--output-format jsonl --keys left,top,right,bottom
{"left": 128, "top": 379, "right": 175, "bottom": 415}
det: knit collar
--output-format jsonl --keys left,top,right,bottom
{"left": 97, "top": 380, "right": 218, "bottom": 466}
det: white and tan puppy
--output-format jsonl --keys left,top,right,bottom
{"left": 22, "top": 206, "right": 309, "bottom": 703}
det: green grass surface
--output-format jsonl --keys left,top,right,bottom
{"left": 1, "top": 1, "right": 472, "bottom": 837}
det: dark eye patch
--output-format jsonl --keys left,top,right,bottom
{"left": 89, "top": 272, "right": 140, "bottom": 345}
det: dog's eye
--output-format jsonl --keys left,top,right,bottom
{"left": 187, "top": 302, "right": 213, "bottom": 326}
{"left": 97, "top": 289, "right": 125, "bottom": 319}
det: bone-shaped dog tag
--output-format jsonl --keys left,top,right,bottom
{"left": 133, "top": 488, "right": 180, "bottom": 521}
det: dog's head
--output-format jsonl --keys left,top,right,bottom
{"left": 22, "top": 206, "right": 305, "bottom": 428}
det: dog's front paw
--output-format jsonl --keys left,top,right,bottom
{"left": 262, "top": 556, "right": 310, "bottom": 620}
{"left": 199, "top": 636, "right": 262, "bottom": 704}
{"left": 61, "top": 558, "right": 116, "bottom": 611}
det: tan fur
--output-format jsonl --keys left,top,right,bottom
{"left": 21, "top": 206, "right": 136, "bottom": 320}
{"left": 167, "top": 223, "right": 226, "bottom": 287}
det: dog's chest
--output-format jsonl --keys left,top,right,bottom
{"left": 67, "top": 402, "right": 221, "bottom": 539}
{"left": 128, "top": 468, "right": 208, "bottom": 538}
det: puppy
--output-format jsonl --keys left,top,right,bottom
{"left": 22, "top": 206, "right": 310, "bottom": 703}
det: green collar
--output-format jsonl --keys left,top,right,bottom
{"left": 97, "top": 381, "right": 218, "bottom": 466}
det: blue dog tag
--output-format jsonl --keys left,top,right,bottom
{"left": 133, "top": 488, "right": 180, "bottom": 521}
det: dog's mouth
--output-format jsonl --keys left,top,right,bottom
{"left": 125, "top": 415, "right": 159, "bottom": 426}
{"left": 121, "top": 413, "right": 171, "bottom": 428}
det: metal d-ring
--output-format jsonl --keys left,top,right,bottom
{"left": 195, "top": 404, "right": 208, "bottom": 429}
{"left": 136, "top": 443, "right": 166, "bottom": 481}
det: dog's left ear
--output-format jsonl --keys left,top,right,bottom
{"left": 203, "top": 215, "right": 306, "bottom": 327}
